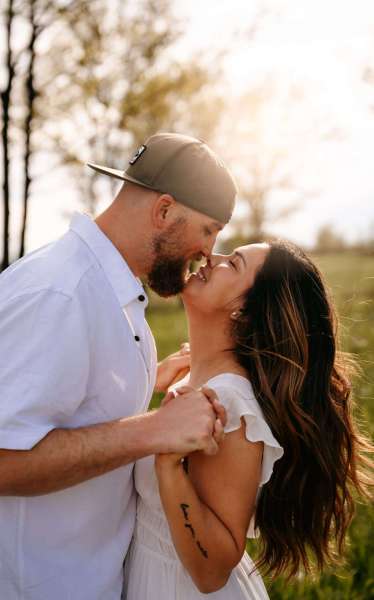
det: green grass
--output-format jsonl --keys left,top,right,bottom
{"left": 145, "top": 252, "right": 374, "bottom": 599}
{"left": 313, "top": 254, "right": 374, "bottom": 425}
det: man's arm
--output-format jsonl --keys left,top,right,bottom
{"left": 0, "top": 412, "right": 159, "bottom": 496}
{"left": 0, "top": 387, "right": 225, "bottom": 497}
{"left": 0, "top": 293, "right": 226, "bottom": 497}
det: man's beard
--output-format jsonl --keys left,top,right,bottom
{"left": 147, "top": 220, "right": 191, "bottom": 297}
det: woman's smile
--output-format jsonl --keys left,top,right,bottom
{"left": 197, "top": 265, "right": 209, "bottom": 282}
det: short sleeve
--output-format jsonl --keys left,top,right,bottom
{"left": 211, "top": 384, "right": 284, "bottom": 487}
{"left": 208, "top": 379, "right": 284, "bottom": 538}
{"left": 0, "top": 290, "right": 90, "bottom": 450}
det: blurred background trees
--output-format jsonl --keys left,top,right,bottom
{"left": 315, "top": 223, "right": 347, "bottom": 253}
{"left": 0, "top": 0, "right": 223, "bottom": 268}
{"left": 216, "top": 78, "right": 324, "bottom": 246}
{"left": 1, "top": 0, "right": 81, "bottom": 268}
{"left": 1, "top": 0, "right": 15, "bottom": 269}
{"left": 2, "top": 0, "right": 373, "bottom": 267}
{"left": 37, "top": 0, "right": 224, "bottom": 213}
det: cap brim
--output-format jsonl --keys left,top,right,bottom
{"left": 86, "top": 162, "right": 156, "bottom": 191}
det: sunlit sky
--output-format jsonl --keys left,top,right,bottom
{"left": 175, "top": 0, "right": 374, "bottom": 247}
{"left": 5, "top": 0, "right": 374, "bottom": 252}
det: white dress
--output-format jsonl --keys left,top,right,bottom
{"left": 122, "top": 373, "right": 284, "bottom": 599}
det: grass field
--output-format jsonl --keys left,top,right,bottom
{"left": 146, "top": 252, "right": 374, "bottom": 599}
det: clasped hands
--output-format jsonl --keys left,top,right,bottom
{"left": 155, "top": 385, "right": 227, "bottom": 469}
{"left": 155, "top": 343, "right": 227, "bottom": 468}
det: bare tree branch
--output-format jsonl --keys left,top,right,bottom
{"left": 1, "top": 0, "right": 16, "bottom": 270}
{"left": 19, "top": 0, "right": 37, "bottom": 259}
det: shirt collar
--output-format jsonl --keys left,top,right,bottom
{"left": 70, "top": 212, "right": 148, "bottom": 308}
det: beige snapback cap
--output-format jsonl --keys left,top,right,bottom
{"left": 87, "top": 132, "right": 237, "bottom": 224}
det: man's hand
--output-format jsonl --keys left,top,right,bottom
{"left": 154, "top": 385, "right": 227, "bottom": 462}
{"left": 154, "top": 343, "right": 191, "bottom": 393}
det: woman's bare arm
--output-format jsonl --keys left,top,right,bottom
{"left": 155, "top": 418, "right": 263, "bottom": 593}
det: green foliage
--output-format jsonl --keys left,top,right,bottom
{"left": 35, "top": 0, "right": 224, "bottom": 213}
{"left": 146, "top": 300, "right": 188, "bottom": 410}
{"left": 146, "top": 252, "right": 374, "bottom": 598}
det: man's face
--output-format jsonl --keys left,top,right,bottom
{"left": 147, "top": 210, "right": 224, "bottom": 297}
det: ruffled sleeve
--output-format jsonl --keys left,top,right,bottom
{"left": 170, "top": 372, "right": 284, "bottom": 538}
{"left": 207, "top": 374, "right": 284, "bottom": 538}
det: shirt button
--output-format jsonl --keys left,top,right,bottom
{"left": 138, "top": 294, "right": 145, "bottom": 302}
{"left": 134, "top": 335, "right": 140, "bottom": 342}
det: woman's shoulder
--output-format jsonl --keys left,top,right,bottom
{"left": 204, "top": 372, "right": 259, "bottom": 415}
{"left": 205, "top": 372, "right": 254, "bottom": 396}
{"left": 168, "top": 371, "right": 254, "bottom": 399}
{"left": 169, "top": 371, "right": 256, "bottom": 406}
{"left": 205, "top": 372, "right": 284, "bottom": 487}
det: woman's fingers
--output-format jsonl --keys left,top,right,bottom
{"left": 213, "top": 417, "right": 225, "bottom": 444}
{"left": 168, "top": 367, "right": 191, "bottom": 388}
{"left": 212, "top": 399, "right": 227, "bottom": 428}
{"left": 173, "top": 354, "right": 190, "bottom": 368}
{"left": 201, "top": 387, "right": 227, "bottom": 427}
{"left": 200, "top": 386, "right": 216, "bottom": 402}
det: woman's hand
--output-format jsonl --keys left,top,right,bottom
{"left": 154, "top": 343, "right": 191, "bottom": 393}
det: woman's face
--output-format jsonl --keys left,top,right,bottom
{"left": 183, "top": 243, "right": 270, "bottom": 314}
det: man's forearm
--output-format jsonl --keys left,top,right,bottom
{"left": 0, "top": 411, "right": 162, "bottom": 496}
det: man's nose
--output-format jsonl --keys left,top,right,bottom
{"left": 203, "top": 233, "right": 220, "bottom": 259}
{"left": 208, "top": 253, "right": 224, "bottom": 268}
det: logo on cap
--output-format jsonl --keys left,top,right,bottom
{"left": 129, "top": 144, "right": 147, "bottom": 165}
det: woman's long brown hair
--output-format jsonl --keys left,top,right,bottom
{"left": 231, "top": 240, "right": 373, "bottom": 579}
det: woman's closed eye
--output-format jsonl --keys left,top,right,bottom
{"left": 229, "top": 259, "right": 237, "bottom": 270}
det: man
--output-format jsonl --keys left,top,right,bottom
{"left": 0, "top": 133, "right": 237, "bottom": 599}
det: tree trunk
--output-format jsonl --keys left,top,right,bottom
{"left": 19, "top": 0, "right": 37, "bottom": 259}
{"left": 1, "top": 0, "right": 15, "bottom": 271}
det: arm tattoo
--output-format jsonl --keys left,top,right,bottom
{"left": 181, "top": 503, "right": 189, "bottom": 520}
{"left": 184, "top": 523, "right": 195, "bottom": 538}
{"left": 197, "top": 541, "right": 208, "bottom": 558}
{"left": 179, "top": 503, "right": 209, "bottom": 559}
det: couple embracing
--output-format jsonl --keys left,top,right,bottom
{"left": 0, "top": 133, "right": 371, "bottom": 599}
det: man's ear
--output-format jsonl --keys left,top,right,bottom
{"left": 151, "top": 194, "right": 176, "bottom": 229}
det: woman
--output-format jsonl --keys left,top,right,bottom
{"left": 122, "top": 240, "right": 373, "bottom": 599}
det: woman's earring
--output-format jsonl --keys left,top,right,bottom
{"left": 230, "top": 308, "right": 245, "bottom": 321}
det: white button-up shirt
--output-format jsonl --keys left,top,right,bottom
{"left": 0, "top": 213, "right": 157, "bottom": 600}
